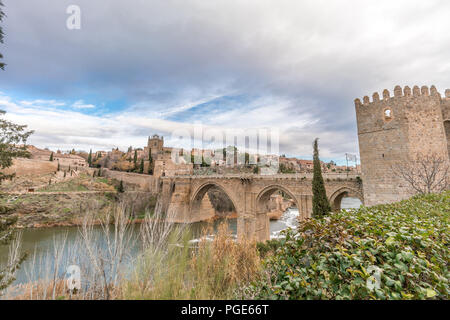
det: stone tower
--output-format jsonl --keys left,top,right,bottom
{"left": 355, "top": 85, "right": 450, "bottom": 206}
{"left": 147, "top": 134, "right": 164, "bottom": 157}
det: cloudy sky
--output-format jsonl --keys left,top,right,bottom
{"left": 1, "top": 0, "right": 450, "bottom": 164}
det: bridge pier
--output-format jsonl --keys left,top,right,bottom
{"left": 237, "top": 212, "right": 270, "bottom": 242}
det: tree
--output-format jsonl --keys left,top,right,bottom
{"left": 0, "top": 216, "right": 27, "bottom": 293}
{"left": 49, "top": 152, "right": 53, "bottom": 161}
{"left": 245, "top": 152, "right": 250, "bottom": 165}
{"left": 133, "top": 149, "right": 137, "bottom": 169}
{"left": 201, "top": 154, "right": 210, "bottom": 167}
{"left": 104, "top": 156, "right": 110, "bottom": 169}
{"left": 391, "top": 154, "right": 449, "bottom": 195}
{"left": 0, "top": 111, "right": 33, "bottom": 183}
{"left": 312, "top": 138, "right": 331, "bottom": 218}
{"left": 139, "top": 158, "right": 144, "bottom": 173}
{"left": 0, "top": 1, "right": 5, "bottom": 70}
{"left": 0, "top": 109, "right": 32, "bottom": 293}
{"left": 87, "top": 149, "right": 92, "bottom": 167}
{"left": 148, "top": 148, "right": 153, "bottom": 175}
{"left": 279, "top": 163, "right": 295, "bottom": 174}
{"left": 117, "top": 180, "right": 124, "bottom": 193}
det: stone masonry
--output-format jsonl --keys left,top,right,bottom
{"left": 355, "top": 85, "right": 450, "bottom": 206}
{"left": 156, "top": 174, "right": 363, "bottom": 241}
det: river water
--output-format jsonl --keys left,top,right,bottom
{"left": 0, "top": 197, "right": 362, "bottom": 287}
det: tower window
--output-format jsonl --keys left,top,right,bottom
{"left": 383, "top": 108, "right": 393, "bottom": 121}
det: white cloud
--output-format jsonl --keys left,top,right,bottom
{"left": 18, "top": 99, "right": 66, "bottom": 107}
{"left": 0, "top": 93, "right": 356, "bottom": 162}
{"left": 71, "top": 100, "right": 96, "bottom": 109}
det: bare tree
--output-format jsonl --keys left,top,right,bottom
{"left": 391, "top": 154, "right": 449, "bottom": 195}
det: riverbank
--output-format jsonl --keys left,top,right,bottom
{"left": 0, "top": 191, "right": 156, "bottom": 228}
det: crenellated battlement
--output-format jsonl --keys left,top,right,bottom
{"left": 355, "top": 85, "right": 450, "bottom": 108}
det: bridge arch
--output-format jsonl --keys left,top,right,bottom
{"left": 256, "top": 184, "right": 299, "bottom": 215}
{"left": 329, "top": 187, "right": 363, "bottom": 212}
{"left": 190, "top": 181, "right": 239, "bottom": 215}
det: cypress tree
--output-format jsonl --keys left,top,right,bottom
{"left": 139, "top": 158, "right": 144, "bottom": 173}
{"left": 118, "top": 180, "right": 124, "bottom": 193}
{"left": 148, "top": 148, "right": 153, "bottom": 175}
{"left": 87, "top": 149, "right": 92, "bottom": 167}
{"left": 49, "top": 152, "right": 53, "bottom": 161}
{"left": 133, "top": 150, "right": 137, "bottom": 169}
{"left": 312, "top": 138, "right": 331, "bottom": 218}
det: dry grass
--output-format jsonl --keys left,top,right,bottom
{"left": 7, "top": 279, "right": 123, "bottom": 300}
{"left": 122, "top": 222, "right": 261, "bottom": 300}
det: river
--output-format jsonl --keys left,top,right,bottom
{"left": 0, "top": 197, "right": 362, "bottom": 287}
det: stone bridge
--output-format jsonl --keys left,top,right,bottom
{"left": 156, "top": 174, "right": 363, "bottom": 241}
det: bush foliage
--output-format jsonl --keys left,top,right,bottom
{"left": 247, "top": 192, "right": 449, "bottom": 300}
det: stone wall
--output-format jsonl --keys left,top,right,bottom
{"left": 101, "top": 168, "right": 158, "bottom": 193}
{"left": 2, "top": 158, "right": 58, "bottom": 177}
{"left": 153, "top": 158, "right": 193, "bottom": 177}
{"left": 355, "top": 85, "right": 450, "bottom": 206}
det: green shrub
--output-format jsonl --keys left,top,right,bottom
{"left": 246, "top": 192, "right": 450, "bottom": 300}
{"left": 117, "top": 180, "right": 124, "bottom": 193}
{"left": 257, "top": 239, "right": 283, "bottom": 258}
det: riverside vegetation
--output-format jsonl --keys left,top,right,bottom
{"left": 0, "top": 191, "right": 448, "bottom": 300}
{"left": 245, "top": 191, "right": 449, "bottom": 300}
